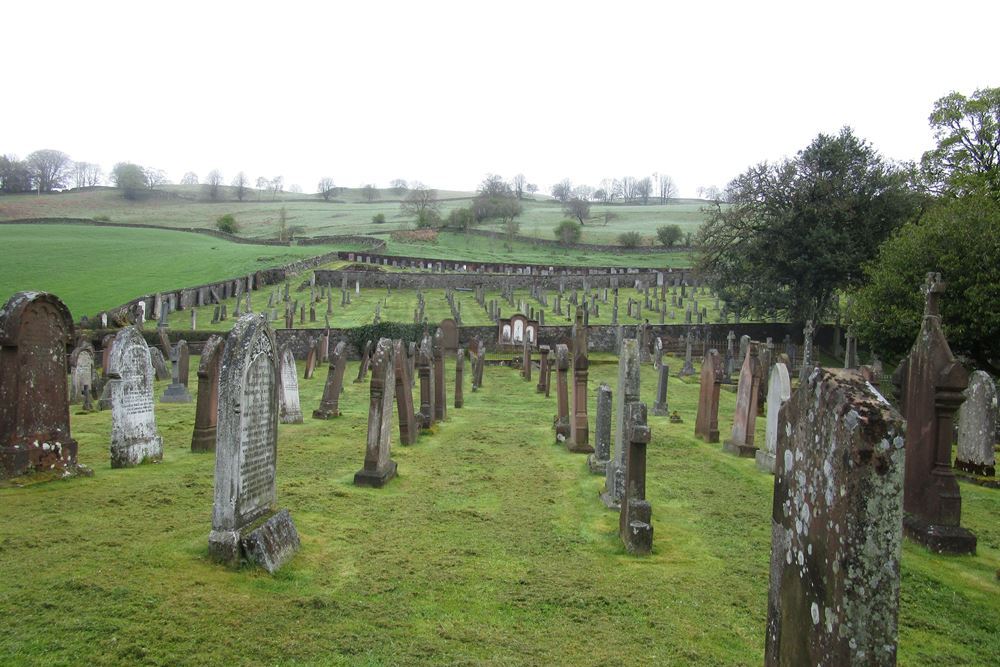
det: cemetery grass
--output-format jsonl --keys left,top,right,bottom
{"left": 0, "top": 358, "right": 997, "bottom": 666}
{"left": 0, "top": 224, "right": 358, "bottom": 317}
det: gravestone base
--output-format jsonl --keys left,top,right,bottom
{"left": 722, "top": 440, "right": 757, "bottom": 458}
{"left": 679, "top": 363, "right": 695, "bottom": 377}
{"left": 241, "top": 509, "right": 301, "bottom": 574}
{"left": 354, "top": 460, "right": 398, "bottom": 488}
{"left": 652, "top": 401, "right": 669, "bottom": 417}
{"left": 755, "top": 450, "right": 776, "bottom": 474}
{"left": 190, "top": 427, "right": 216, "bottom": 453}
{"left": 110, "top": 436, "right": 163, "bottom": 468}
{"left": 622, "top": 500, "right": 653, "bottom": 556}
{"left": 280, "top": 410, "right": 304, "bottom": 425}
{"left": 587, "top": 454, "right": 609, "bottom": 475}
{"left": 954, "top": 459, "right": 995, "bottom": 478}
{"left": 312, "top": 406, "right": 341, "bottom": 420}
{"left": 0, "top": 439, "right": 83, "bottom": 480}
{"left": 98, "top": 383, "right": 113, "bottom": 410}
{"left": 567, "top": 439, "right": 594, "bottom": 454}
{"left": 553, "top": 417, "right": 570, "bottom": 441}
{"left": 903, "top": 514, "right": 977, "bottom": 555}
{"left": 161, "top": 383, "right": 192, "bottom": 403}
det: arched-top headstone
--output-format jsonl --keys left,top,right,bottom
{"left": 191, "top": 334, "right": 224, "bottom": 452}
{"left": 955, "top": 370, "right": 997, "bottom": 477}
{"left": 724, "top": 342, "right": 762, "bottom": 458}
{"left": 108, "top": 326, "right": 163, "bottom": 467}
{"left": 756, "top": 362, "right": 792, "bottom": 474}
{"left": 70, "top": 342, "right": 97, "bottom": 404}
{"left": 279, "top": 347, "right": 303, "bottom": 424}
{"left": 0, "top": 291, "right": 83, "bottom": 479}
{"left": 439, "top": 318, "right": 458, "bottom": 352}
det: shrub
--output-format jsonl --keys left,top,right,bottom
{"left": 656, "top": 224, "right": 683, "bottom": 247}
{"left": 93, "top": 215, "right": 111, "bottom": 222}
{"left": 554, "top": 219, "right": 582, "bottom": 245}
{"left": 372, "top": 213, "right": 386, "bottom": 224}
{"left": 618, "top": 231, "right": 644, "bottom": 247}
{"left": 415, "top": 209, "right": 442, "bottom": 229}
{"left": 216, "top": 214, "right": 239, "bottom": 234}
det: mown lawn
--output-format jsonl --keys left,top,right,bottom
{"left": 0, "top": 353, "right": 995, "bottom": 666}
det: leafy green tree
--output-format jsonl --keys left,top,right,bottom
{"left": 554, "top": 219, "right": 582, "bottom": 245}
{"left": 853, "top": 192, "right": 1000, "bottom": 373}
{"left": 618, "top": 231, "right": 644, "bottom": 247}
{"left": 372, "top": 212, "right": 386, "bottom": 224}
{"left": 26, "top": 149, "right": 71, "bottom": 192}
{"left": 563, "top": 197, "right": 590, "bottom": 225}
{"left": 111, "top": 162, "right": 148, "bottom": 200}
{"left": 216, "top": 213, "right": 239, "bottom": 234}
{"left": 0, "top": 155, "right": 33, "bottom": 193}
{"left": 920, "top": 87, "right": 1000, "bottom": 199}
{"left": 400, "top": 183, "right": 440, "bottom": 218}
{"left": 696, "top": 127, "right": 919, "bottom": 325}
{"left": 447, "top": 206, "right": 475, "bottom": 232}
{"left": 656, "top": 224, "right": 683, "bottom": 247}
{"left": 472, "top": 193, "right": 522, "bottom": 225}
{"left": 415, "top": 208, "right": 441, "bottom": 229}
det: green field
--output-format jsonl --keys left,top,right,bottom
{"left": 0, "top": 355, "right": 995, "bottom": 665}
{"left": 0, "top": 224, "right": 361, "bottom": 318}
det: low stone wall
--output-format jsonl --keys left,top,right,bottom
{"left": 296, "top": 235, "right": 386, "bottom": 249}
{"left": 0, "top": 217, "right": 293, "bottom": 246}
{"left": 314, "top": 268, "right": 698, "bottom": 291}
{"left": 459, "top": 227, "right": 691, "bottom": 254}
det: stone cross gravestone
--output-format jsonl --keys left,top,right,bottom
{"left": 569, "top": 307, "right": 593, "bottom": 453}
{"left": 765, "top": 368, "right": 904, "bottom": 667}
{"left": 109, "top": 327, "right": 164, "bottom": 467}
{"left": 553, "top": 344, "right": 571, "bottom": 442}
{"left": 620, "top": 401, "right": 652, "bottom": 556}
{"left": 955, "top": 370, "right": 997, "bottom": 477}
{"left": 354, "top": 338, "right": 398, "bottom": 488}
{"left": 694, "top": 349, "right": 724, "bottom": 443}
{"left": 278, "top": 348, "right": 304, "bottom": 424}
{"left": 0, "top": 291, "right": 85, "bottom": 479}
{"left": 314, "top": 341, "right": 348, "bottom": 419}
{"left": 588, "top": 383, "right": 613, "bottom": 474}
{"left": 162, "top": 340, "right": 193, "bottom": 403}
{"left": 191, "top": 334, "right": 224, "bottom": 452}
{"left": 756, "top": 362, "right": 792, "bottom": 474}
{"left": 603, "top": 338, "right": 639, "bottom": 510}
{"left": 723, "top": 343, "right": 762, "bottom": 458}
{"left": 209, "top": 314, "right": 299, "bottom": 573}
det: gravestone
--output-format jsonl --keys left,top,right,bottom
{"left": 354, "top": 340, "right": 373, "bottom": 384}
{"left": 800, "top": 320, "right": 815, "bottom": 383}
{"left": 892, "top": 273, "right": 976, "bottom": 554}
{"left": 765, "top": 368, "right": 904, "bottom": 666}
{"left": 536, "top": 345, "right": 550, "bottom": 394}
{"left": 620, "top": 401, "right": 652, "bottom": 556}
{"left": 569, "top": 307, "right": 593, "bottom": 453}
{"left": 417, "top": 334, "right": 435, "bottom": 429}
{"left": 553, "top": 344, "right": 571, "bottom": 442}
{"left": 191, "top": 334, "right": 224, "bottom": 452}
{"left": 474, "top": 342, "right": 485, "bottom": 391}
{"left": 522, "top": 334, "right": 532, "bottom": 382}
{"left": 314, "top": 341, "right": 348, "bottom": 419}
{"left": 303, "top": 344, "right": 317, "bottom": 380}
{"left": 433, "top": 328, "right": 447, "bottom": 422}
{"left": 588, "top": 383, "right": 613, "bottom": 474}
{"left": 439, "top": 318, "right": 458, "bottom": 352}
{"left": 679, "top": 332, "right": 695, "bottom": 377}
{"left": 177, "top": 339, "right": 191, "bottom": 387}
{"left": 209, "top": 314, "right": 299, "bottom": 573}
{"left": 162, "top": 340, "right": 193, "bottom": 403}
{"left": 723, "top": 343, "right": 762, "bottom": 458}
{"left": 70, "top": 343, "right": 97, "bottom": 405}
{"left": 278, "top": 348, "right": 304, "bottom": 424}
{"left": 354, "top": 338, "right": 398, "bottom": 488}
{"left": 393, "top": 340, "right": 418, "bottom": 445}
{"left": 955, "top": 370, "right": 997, "bottom": 476}
{"left": 694, "top": 349, "right": 724, "bottom": 443}
{"left": 652, "top": 363, "right": 669, "bottom": 416}
{"left": 454, "top": 347, "right": 465, "bottom": 409}
{"left": 149, "top": 347, "right": 170, "bottom": 381}
{"left": 756, "top": 362, "right": 792, "bottom": 474}
{"left": 109, "top": 327, "right": 163, "bottom": 467}
{"left": 0, "top": 291, "right": 84, "bottom": 479}
{"left": 603, "top": 338, "right": 639, "bottom": 510}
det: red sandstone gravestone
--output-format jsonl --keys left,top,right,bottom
{"left": 191, "top": 334, "right": 224, "bottom": 453}
{"left": 694, "top": 349, "right": 724, "bottom": 443}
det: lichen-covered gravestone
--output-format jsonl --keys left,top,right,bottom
{"left": 694, "top": 349, "right": 724, "bottom": 443}
{"left": 191, "top": 334, "right": 224, "bottom": 453}
{"left": 569, "top": 307, "right": 593, "bottom": 454}
{"left": 0, "top": 291, "right": 86, "bottom": 479}
{"left": 723, "top": 342, "right": 762, "bottom": 458}
{"left": 108, "top": 327, "right": 164, "bottom": 467}
{"left": 209, "top": 314, "right": 299, "bottom": 573}
{"left": 313, "top": 341, "right": 347, "bottom": 419}
{"left": 955, "top": 370, "right": 997, "bottom": 477}
{"left": 756, "top": 362, "right": 792, "bottom": 474}
{"left": 765, "top": 368, "right": 904, "bottom": 667}
{"left": 602, "top": 338, "right": 639, "bottom": 510}
{"left": 354, "top": 338, "right": 398, "bottom": 488}
{"left": 588, "top": 383, "right": 613, "bottom": 474}
{"left": 278, "top": 347, "right": 304, "bottom": 424}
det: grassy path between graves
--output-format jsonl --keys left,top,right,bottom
{"left": 0, "top": 355, "right": 997, "bottom": 665}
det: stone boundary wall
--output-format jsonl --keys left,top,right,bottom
{"left": 315, "top": 269, "right": 698, "bottom": 291}
{"left": 296, "top": 235, "right": 385, "bottom": 249}
{"left": 458, "top": 227, "right": 692, "bottom": 254}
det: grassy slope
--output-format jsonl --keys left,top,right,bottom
{"left": 0, "top": 224, "right": 359, "bottom": 317}
{"left": 0, "top": 356, "right": 995, "bottom": 666}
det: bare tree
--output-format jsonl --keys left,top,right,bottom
{"left": 144, "top": 167, "right": 168, "bottom": 190}
{"left": 526, "top": 183, "right": 538, "bottom": 196}
{"left": 618, "top": 176, "right": 638, "bottom": 202}
{"left": 72, "top": 161, "right": 103, "bottom": 188}
{"left": 205, "top": 169, "right": 224, "bottom": 200}
{"left": 361, "top": 184, "right": 379, "bottom": 201}
{"left": 232, "top": 171, "right": 249, "bottom": 201}
{"left": 551, "top": 178, "right": 573, "bottom": 202}
{"left": 400, "top": 182, "right": 440, "bottom": 217}
{"left": 512, "top": 173, "right": 526, "bottom": 199}
{"left": 479, "top": 174, "right": 511, "bottom": 197}
{"left": 289, "top": 184, "right": 303, "bottom": 194}
{"left": 636, "top": 176, "right": 653, "bottom": 205}
{"left": 181, "top": 171, "right": 199, "bottom": 185}
{"left": 26, "top": 149, "right": 71, "bottom": 192}
{"left": 656, "top": 173, "right": 677, "bottom": 203}
{"left": 270, "top": 176, "right": 283, "bottom": 201}
{"left": 318, "top": 177, "right": 337, "bottom": 201}
{"left": 572, "top": 184, "right": 594, "bottom": 201}
{"left": 563, "top": 197, "right": 591, "bottom": 225}
{"left": 255, "top": 176, "right": 268, "bottom": 200}
{"left": 390, "top": 179, "right": 408, "bottom": 195}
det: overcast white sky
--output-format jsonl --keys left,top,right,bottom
{"left": 4, "top": 0, "right": 998, "bottom": 197}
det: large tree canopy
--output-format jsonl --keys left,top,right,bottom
{"left": 920, "top": 87, "right": 1000, "bottom": 199}
{"left": 696, "top": 127, "right": 920, "bottom": 325}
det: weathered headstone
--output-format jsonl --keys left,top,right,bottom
{"left": 892, "top": 273, "right": 976, "bottom": 554}
{"left": 694, "top": 350, "right": 724, "bottom": 443}
{"left": 149, "top": 347, "right": 170, "bottom": 381}
{"left": 454, "top": 347, "right": 465, "bottom": 409}
{"left": 522, "top": 333, "right": 532, "bottom": 382}
{"left": 417, "top": 334, "right": 435, "bottom": 429}
{"left": 602, "top": 339, "right": 639, "bottom": 510}
{"left": 652, "top": 363, "right": 669, "bottom": 416}
{"left": 765, "top": 368, "right": 904, "bottom": 666}
{"left": 278, "top": 348, "right": 303, "bottom": 424}
{"left": 191, "top": 334, "right": 224, "bottom": 452}
{"left": 303, "top": 343, "right": 317, "bottom": 380}
{"left": 620, "top": 401, "right": 652, "bottom": 556}
{"left": 162, "top": 340, "right": 193, "bottom": 403}
{"left": 433, "top": 328, "right": 447, "bottom": 422}
{"left": 439, "top": 318, "right": 458, "bottom": 352}
{"left": 354, "top": 338, "right": 398, "bottom": 488}
{"left": 955, "top": 370, "right": 997, "bottom": 477}
{"left": 70, "top": 343, "right": 97, "bottom": 405}
{"left": 393, "top": 340, "right": 417, "bottom": 445}
{"left": 314, "top": 341, "right": 348, "bottom": 419}
{"left": 474, "top": 341, "right": 485, "bottom": 391}
{"left": 569, "top": 307, "right": 593, "bottom": 453}
{"left": 209, "top": 314, "right": 299, "bottom": 573}
{"left": 723, "top": 342, "right": 762, "bottom": 458}
{"left": 800, "top": 320, "right": 815, "bottom": 383}
{"left": 354, "top": 340, "right": 373, "bottom": 384}
{"left": 536, "top": 345, "right": 550, "bottom": 394}
{"left": 553, "top": 344, "right": 571, "bottom": 442}
{"left": 679, "top": 331, "right": 695, "bottom": 377}
{"left": 0, "top": 292, "right": 85, "bottom": 479}
{"left": 588, "top": 383, "right": 613, "bottom": 474}
{"left": 756, "top": 362, "right": 792, "bottom": 474}
{"left": 109, "top": 327, "right": 163, "bottom": 467}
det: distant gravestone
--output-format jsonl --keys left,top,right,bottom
{"left": 603, "top": 338, "right": 639, "bottom": 510}
{"left": 569, "top": 307, "right": 593, "bottom": 454}
{"left": 620, "top": 401, "right": 652, "bottom": 556}
{"left": 393, "top": 340, "right": 418, "bottom": 445}
{"left": 177, "top": 339, "right": 191, "bottom": 387}
{"left": 553, "top": 344, "right": 571, "bottom": 442}
{"left": 694, "top": 349, "right": 724, "bottom": 443}
{"left": 679, "top": 332, "right": 695, "bottom": 377}
{"left": 765, "top": 368, "right": 904, "bottom": 666}
{"left": 108, "top": 327, "right": 163, "bottom": 467}
{"left": 723, "top": 343, "right": 762, "bottom": 458}
{"left": 209, "top": 314, "right": 299, "bottom": 573}
{"left": 652, "top": 363, "right": 669, "bottom": 416}
{"left": 417, "top": 334, "right": 435, "bottom": 429}
{"left": 588, "top": 383, "right": 613, "bottom": 474}
{"left": 439, "top": 318, "right": 458, "bottom": 352}
{"left": 474, "top": 341, "right": 485, "bottom": 391}
{"left": 433, "top": 328, "right": 447, "bottom": 422}
{"left": 354, "top": 338, "right": 398, "bottom": 488}
{"left": 314, "top": 341, "right": 347, "bottom": 419}
{"left": 303, "top": 344, "right": 318, "bottom": 380}
{"left": 0, "top": 291, "right": 85, "bottom": 479}
{"left": 454, "top": 347, "right": 465, "bottom": 409}
{"left": 354, "top": 340, "right": 373, "bottom": 384}
{"left": 70, "top": 343, "right": 97, "bottom": 405}
{"left": 756, "top": 362, "right": 792, "bottom": 474}
{"left": 955, "top": 370, "right": 997, "bottom": 476}
{"left": 191, "top": 334, "right": 224, "bottom": 452}
{"left": 162, "top": 340, "right": 193, "bottom": 403}
{"left": 278, "top": 348, "right": 303, "bottom": 424}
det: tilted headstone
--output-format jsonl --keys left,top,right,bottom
{"left": 303, "top": 344, "right": 317, "bottom": 380}
{"left": 417, "top": 334, "right": 435, "bottom": 429}
{"left": 209, "top": 314, "right": 299, "bottom": 573}
{"left": 620, "top": 401, "right": 652, "bottom": 556}
{"left": 569, "top": 307, "right": 593, "bottom": 453}
{"left": 765, "top": 368, "right": 904, "bottom": 666}
{"left": 433, "top": 328, "right": 447, "bottom": 422}
{"left": 278, "top": 348, "right": 304, "bottom": 424}
{"left": 393, "top": 340, "right": 417, "bottom": 445}
{"left": 191, "top": 334, "right": 224, "bottom": 452}
{"left": 0, "top": 291, "right": 85, "bottom": 479}
{"left": 588, "top": 383, "right": 613, "bottom": 475}
{"left": 314, "top": 341, "right": 348, "bottom": 419}
{"left": 149, "top": 347, "right": 171, "bottom": 381}
{"left": 354, "top": 340, "right": 373, "bottom": 384}
{"left": 756, "top": 362, "right": 792, "bottom": 474}
{"left": 553, "top": 344, "right": 571, "bottom": 442}
{"left": 694, "top": 350, "right": 724, "bottom": 443}
{"left": 354, "top": 338, "right": 398, "bottom": 488}
{"left": 892, "top": 273, "right": 976, "bottom": 554}
{"left": 108, "top": 327, "right": 163, "bottom": 467}
{"left": 955, "top": 370, "right": 997, "bottom": 476}
{"left": 723, "top": 343, "right": 762, "bottom": 458}
{"left": 602, "top": 339, "right": 639, "bottom": 510}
